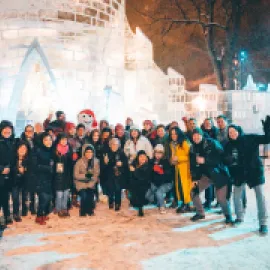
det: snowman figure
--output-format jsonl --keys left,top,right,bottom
{"left": 77, "top": 109, "right": 98, "bottom": 132}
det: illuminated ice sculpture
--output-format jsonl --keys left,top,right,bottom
{"left": 0, "top": 0, "right": 127, "bottom": 126}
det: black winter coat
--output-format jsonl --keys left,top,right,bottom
{"left": 150, "top": 158, "right": 173, "bottom": 187}
{"left": 223, "top": 139, "right": 245, "bottom": 186}
{"left": 11, "top": 157, "right": 29, "bottom": 188}
{"left": 0, "top": 137, "right": 15, "bottom": 189}
{"left": 99, "top": 141, "right": 111, "bottom": 188}
{"left": 43, "top": 119, "right": 66, "bottom": 136}
{"left": 53, "top": 146, "right": 73, "bottom": 191}
{"left": 115, "top": 135, "right": 127, "bottom": 150}
{"left": 129, "top": 162, "right": 151, "bottom": 207}
{"left": 224, "top": 133, "right": 270, "bottom": 188}
{"left": 36, "top": 146, "right": 54, "bottom": 193}
{"left": 190, "top": 138, "right": 230, "bottom": 189}
{"left": 18, "top": 137, "right": 38, "bottom": 193}
{"left": 101, "top": 149, "right": 129, "bottom": 191}
{"left": 89, "top": 141, "right": 102, "bottom": 160}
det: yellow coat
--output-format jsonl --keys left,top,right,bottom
{"left": 170, "top": 140, "right": 192, "bottom": 204}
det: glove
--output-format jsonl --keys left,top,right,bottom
{"left": 85, "top": 171, "right": 93, "bottom": 179}
{"left": 262, "top": 115, "right": 270, "bottom": 134}
{"left": 153, "top": 164, "right": 164, "bottom": 175}
{"left": 192, "top": 183, "right": 200, "bottom": 195}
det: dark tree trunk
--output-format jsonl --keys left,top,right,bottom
{"left": 224, "top": 0, "right": 242, "bottom": 90}
{"left": 204, "top": 0, "right": 225, "bottom": 90}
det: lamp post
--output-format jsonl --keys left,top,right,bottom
{"left": 104, "top": 85, "right": 112, "bottom": 120}
{"left": 232, "top": 54, "right": 239, "bottom": 90}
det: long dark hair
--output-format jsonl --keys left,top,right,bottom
{"left": 133, "top": 150, "right": 149, "bottom": 168}
{"left": 101, "top": 127, "right": 112, "bottom": 142}
{"left": 169, "top": 127, "right": 187, "bottom": 147}
{"left": 15, "top": 141, "right": 30, "bottom": 161}
{"left": 40, "top": 132, "right": 53, "bottom": 149}
{"left": 89, "top": 129, "right": 101, "bottom": 144}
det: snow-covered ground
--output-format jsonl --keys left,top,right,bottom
{"left": 0, "top": 172, "right": 269, "bottom": 270}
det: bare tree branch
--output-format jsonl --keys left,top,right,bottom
{"left": 174, "top": 0, "right": 189, "bottom": 20}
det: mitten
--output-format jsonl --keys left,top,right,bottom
{"left": 72, "top": 152, "right": 78, "bottom": 161}
{"left": 262, "top": 115, "right": 270, "bottom": 134}
{"left": 153, "top": 164, "right": 164, "bottom": 175}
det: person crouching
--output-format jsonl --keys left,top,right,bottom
{"left": 129, "top": 151, "right": 151, "bottom": 217}
{"left": 74, "top": 145, "right": 100, "bottom": 217}
{"left": 146, "top": 144, "right": 172, "bottom": 214}
{"left": 189, "top": 128, "right": 233, "bottom": 225}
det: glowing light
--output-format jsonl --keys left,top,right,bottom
{"left": 240, "top": 50, "right": 247, "bottom": 61}
{"left": 192, "top": 96, "right": 206, "bottom": 111}
{"left": 256, "top": 83, "right": 268, "bottom": 92}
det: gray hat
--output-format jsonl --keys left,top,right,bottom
{"left": 154, "top": 144, "right": 165, "bottom": 153}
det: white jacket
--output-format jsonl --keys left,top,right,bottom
{"left": 124, "top": 135, "right": 153, "bottom": 161}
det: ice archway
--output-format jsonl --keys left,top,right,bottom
{"left": 6, "top": 38, "right": 57, "bottom": 124}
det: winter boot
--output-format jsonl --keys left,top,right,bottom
{"left": 5, "top": 216, "right": 13, "bottom": 225}
{"left": 176, "top": 204, "right": 186, "bottom": 214}
{"left": 234, "top": 219, "right": 243, "bottom": 225}
{"left": 259, "top": 225, "right": 268, "bottom": 236}
{"left": 185, "top": 204, "right": 196, "bottom": 212}
{"left": 58, "top": 211, "right": 65, "bottom": 218}
{"left": 225, "top": 215, "right": 234, "bottom": 225}
{"left": 138, "top": 207, "right": 144, "bottom": 217}
{"left": 109, "top": 203, "right": 114, "bottom": 209}
{"left": 13, "top": 215, "right": 22, "bottom": 222}
{"left": 0, "top": 223, "right": 7, "bottom": 230}
{"left": 169, "top": 200, "right": 178, "bottom": 209}
{"left": 39, "top": 216, "right": 47, "bottom": 225}
{"left": 35, "top": 216, "right": 42, "bottom": 224}
{"left": 203, "top": 201, "right": 212, "bottom": 209}
{"left": 115, "top": 204, "right": 121, "bottom": 211}
{"left": 214, "top": 202, "right": 220, "bottom": 208}
{"left": 190, "top": 214, "right": 205, "bottom": 222}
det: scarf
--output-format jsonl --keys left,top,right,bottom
{"left": 57, "top": 144, "right": 69, "bottom": 156}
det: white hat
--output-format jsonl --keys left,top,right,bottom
{"left": 154, "top": 144, "right": 165, "bottom": 153}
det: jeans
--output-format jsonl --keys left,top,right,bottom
{"left": 79, "top": 189, "right": 95, "bottom": 215}
{"left": 55, "top": 190, "right": 70, "bottom": 211}
{"left": 146, "top": 183, "right": 172, "bottom": 208}
{"left": 108, "top": 188, "right": 122, "bottom": 206}
{"left": 234, "top": 184, "right": 268, "bottom": 226}
{"left": 37, "top": 192, "right": 52, "bottom": 217}
{"left": 11, "top": 186, "right": 28, "bottom": 216}
{"left": 107, "top": 179, "right": 122, "bottom": 206}
{"left": 29, "top": 192, "right": 36, "bottom": 213}
{"left": 0, "top": 186, "right": 9, "bottom": 218}
{"left": 191, "top": 175, "right": 231, "bottom": 217}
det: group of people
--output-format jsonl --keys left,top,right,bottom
{"left": 0, "top": 110, "right": 269, "bottom": 236}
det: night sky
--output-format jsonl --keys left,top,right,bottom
{"left": 126, "top": 0, "right": 270, "bottom": 90}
